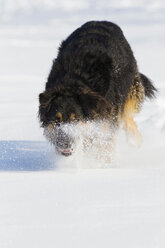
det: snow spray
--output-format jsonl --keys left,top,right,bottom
{"left": 47, "top": 121, "right": 117, "bottom": 169}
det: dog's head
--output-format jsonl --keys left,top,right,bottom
{"left": 39, "top": 83, "right": 112, "bottom": 156}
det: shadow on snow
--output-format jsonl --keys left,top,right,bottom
{"left": 0, "top": 141, "right": 55, "bottom": 171}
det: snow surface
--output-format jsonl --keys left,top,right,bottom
{"left": 0, "top": 0, "right": 165, "bottom": 247}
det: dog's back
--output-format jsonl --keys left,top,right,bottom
{"left": 47, "top": 21, "right": 139, "bottom": 109}
{"left": 41, "top": 21, "right": 156, "bottom": 150}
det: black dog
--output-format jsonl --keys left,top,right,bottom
{"left": 39, "top": 21, "right": 156, "bottom": 156}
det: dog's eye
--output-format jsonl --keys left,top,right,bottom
{"left": 55, "top": 120, "right": 61, "bottom": 126}
{"left": 56, "top": 112, "right": 63, "bottom": 122}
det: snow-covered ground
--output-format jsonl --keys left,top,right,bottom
{"left": 0, "top": 0, "right": 165, "bottom": 247}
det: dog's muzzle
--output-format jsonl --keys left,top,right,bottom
{"left": 56, "top": 128, "right": 74, "bottom": 156}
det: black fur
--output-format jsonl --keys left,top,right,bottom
{"left": 39, "top": 21, "right": 156, "bottom": 153}
{"left": 140, "top": 73, "right": 157, "bottom": 98}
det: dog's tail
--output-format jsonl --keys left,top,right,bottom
{"left": 140, "top": 73, "right": 157, "bottom": 99}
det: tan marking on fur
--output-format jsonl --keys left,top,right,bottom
{"left": 56, "top": 112, "right": 63, "bottom": 122}
{"left": 123, "top": 115, "right": 142, "bottom": 146}
{"left": 70, "top": 113, "right": 75, "bottom": 121}
{"left": 122, "top": 82, "right": 145, "bottom": 146}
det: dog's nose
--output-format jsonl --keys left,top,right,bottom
{"left": 56, "top": 129, "right": 73, "bottom": 150}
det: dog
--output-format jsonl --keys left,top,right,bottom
{"left": 39, "top": 21, "right": 156, "bottom": 157}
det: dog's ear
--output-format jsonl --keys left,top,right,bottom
{"left": 39, "top": 92, "right": 47, "bottom": 105}
{"left": 78, "top": 89, "right": 112, "bottom": 119}
{"left": 39, "top": 89, "right": 56, "bottom": 106}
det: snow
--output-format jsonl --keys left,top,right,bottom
{"left": 0, "top": 0, "right": 165, "bottom": 247}
{"left": 0, "top": 169, "right": 165, "bottom": 248}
